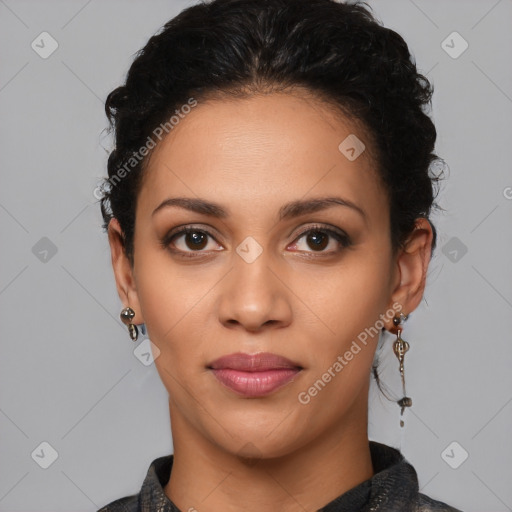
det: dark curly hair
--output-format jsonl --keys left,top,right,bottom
{"left": 98, "top": 0, "right": 444, "bottom": 270}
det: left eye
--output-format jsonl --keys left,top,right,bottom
{"left": 289, "top": 227, "right": 350, "bottom": 253}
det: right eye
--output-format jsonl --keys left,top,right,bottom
{"left": 162, "top": 226, "right": 224, "bottom": 257}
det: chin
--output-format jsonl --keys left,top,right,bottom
{"left": 211, "top": 422, "right": 305, "bottom": 462}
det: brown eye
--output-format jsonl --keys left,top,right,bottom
{"left": 290, "top": 225, "right": 351, "bottom": 254}
{"left": 305, "top": 231, "right": 329, "bottom": 251}
{"left": 163, "top": 226, "right": 223, "bottom": 256}
{"left": 183, "top": 231, "right": 208, "bottom": 250}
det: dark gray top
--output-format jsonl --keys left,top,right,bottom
{"left": 97, "top": 440, "right": 463, "bottom": 511}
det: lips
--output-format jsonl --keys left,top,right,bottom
{"left": 208, "top": 352, "right": 302, "bottom": 371}
{"left": 207, "top": 352, "right": 303, "bottom": 397}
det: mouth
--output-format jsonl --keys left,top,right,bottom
{"left": 207, "top": 352, "right": 303, "bottom": 397}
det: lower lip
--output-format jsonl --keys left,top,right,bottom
{"left": 210, "top": 368, "right": 301, "bottom": 397}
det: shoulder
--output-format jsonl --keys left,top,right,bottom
{"left": 96, "top": 453, "right": 174, "bottom": 511}
{"left": 417, "top": 492, "right": 464, "bottom": 512}
{"left": 97, "top": 493, "right": 139, "bottom": 512}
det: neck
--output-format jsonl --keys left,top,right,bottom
{"left": 164, "top": 399, "right": 374, "bottom": 512}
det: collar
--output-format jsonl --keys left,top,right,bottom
{"left": 135, "top": 441, "right": 420, "bottom": 511}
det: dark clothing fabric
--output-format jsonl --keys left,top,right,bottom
{"left": 97, "top": 441, "right": 462, "bottom": 512}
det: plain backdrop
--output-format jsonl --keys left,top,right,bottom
{"left": 1, "top": 0, "right": 511, "bottom": 511}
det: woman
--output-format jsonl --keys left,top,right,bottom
{"left": 97, "top": 0, "right": 461, "bottom": 510}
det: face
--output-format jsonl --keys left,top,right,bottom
{"left": 112, "top": 90, "right": 418, "bottom": 459}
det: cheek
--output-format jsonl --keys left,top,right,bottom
{"left": 300, "top": 256, "right": 390, "bottom": 395}
{"left": 294, "top": 266, "right": 388, "bottom": 426}
{"left": 310, "top": 257, "right": 390, "bottom": 343}
{"left": 135, "top": 240, "right": 210, "bottom": 321}
{"left": 133, "top": 250, "right": 229, "bottom": 397}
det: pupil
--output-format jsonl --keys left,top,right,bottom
{"left": 308, "top": 231, "right": 327, "bottom": 251}
{"left": 187, "top": 232, "right": 207, "bottom": 250}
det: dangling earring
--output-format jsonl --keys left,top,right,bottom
{"left": 393, "top": 312, "right": 412, "bottom": 427}
{"left": 120, "top": 306, "right": 139, "bottom": 342}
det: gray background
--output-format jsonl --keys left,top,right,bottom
{"left": 1, "top": 0, "right": 511, "bottom": 510}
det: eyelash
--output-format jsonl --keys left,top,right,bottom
{"left": 161, "top": 224, "right": 352, "bottom": 259}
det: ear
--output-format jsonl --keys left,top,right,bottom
{"left": 385, "top": 218, "right": 433, "bottom": 334}
{"left": 107, "top": 217, "right": 144, "bottom": 325}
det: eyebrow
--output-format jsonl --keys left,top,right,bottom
{"left": 152, "top": 196, "right": 367, "bottom": 223}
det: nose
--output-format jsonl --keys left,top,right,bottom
{"left": 217, "top": 250, "right": 293, "bottom": 333}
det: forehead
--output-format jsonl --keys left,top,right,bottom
{"left": 137, "top": 92, "right": 387, "bottom": 224}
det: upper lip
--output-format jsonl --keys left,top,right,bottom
{"left": 207, "top": 352, "right": 303, "bottom": 371}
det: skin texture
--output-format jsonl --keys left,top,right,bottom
{"left": 108, "top": 90, "right": 433, "bottom": 512}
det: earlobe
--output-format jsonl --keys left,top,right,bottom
{"left": 107, "top": 218, "right": 144, "bottom": 325}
